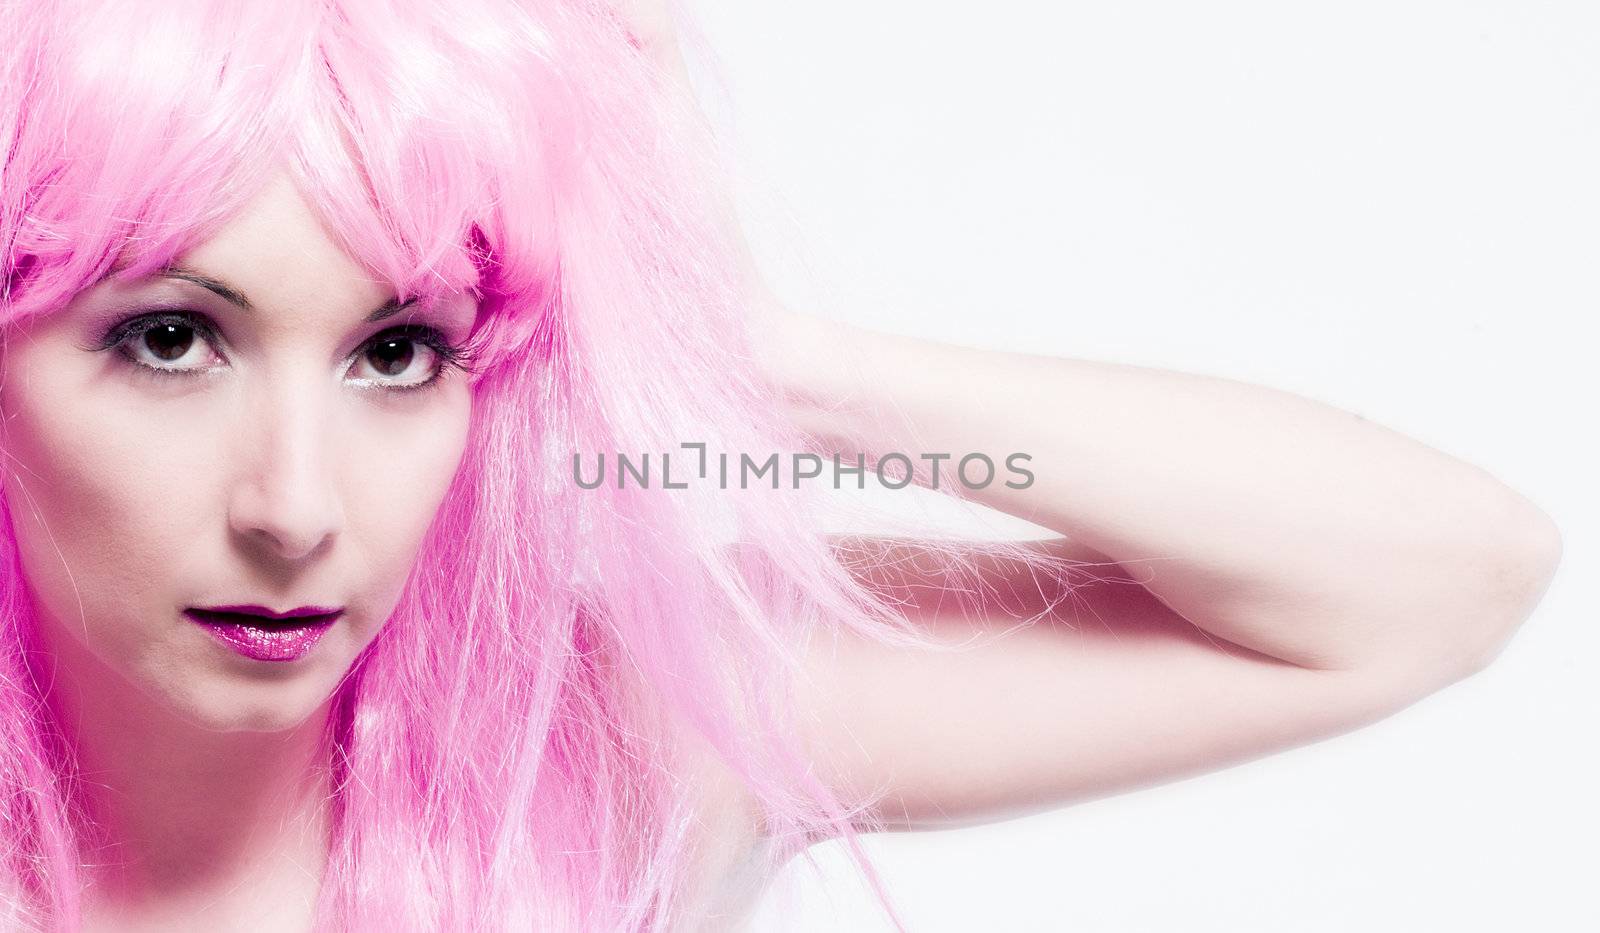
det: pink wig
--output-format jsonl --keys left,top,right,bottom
{"left": 0, "top": 0, "right": 1083, "bottom": 928}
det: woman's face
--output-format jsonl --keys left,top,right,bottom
{"left": 0, "top": 170, "right": 477, "bottom": 733}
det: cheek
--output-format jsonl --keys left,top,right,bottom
{"left": 0, "top": 366, "right": 222, "bottom": 635}
{"left": 340, "top": 390, "right": 471, "bottom": 598}
{"left": 0, "top": 345, "right": 471, "bottom": 649}
{"left": 0, "top": 356, "right": 238, "bottom": 726}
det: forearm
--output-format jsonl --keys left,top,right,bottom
{"left": 755, "top": 307, "right": 1562, "bottom": 676}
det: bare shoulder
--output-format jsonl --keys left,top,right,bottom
{"left": 675, "top": 741, "right": 777, "bottom": 930}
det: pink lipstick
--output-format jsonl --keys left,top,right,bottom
{"left": 185, "top": 605, "right": 343, "bottom": 662}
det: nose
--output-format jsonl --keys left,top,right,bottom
{"left": 226, "top": 373, "right": 345, "bottom": 563}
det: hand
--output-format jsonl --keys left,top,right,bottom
{"left": 614, "top": 0, "right": 690, "bottom": 81}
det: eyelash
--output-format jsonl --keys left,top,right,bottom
{"left": 89, "top": 309, "right": 477, "bottom": 393}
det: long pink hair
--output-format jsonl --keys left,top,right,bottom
{"left": 0, "top": 0, "right": 1082, "bottom": 928}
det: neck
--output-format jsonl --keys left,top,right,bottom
{"left": 39, "top": 631, "right": 332, "bottom": 922}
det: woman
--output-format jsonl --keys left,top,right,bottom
{"left": 0, "top": 0, "right": 1562, "bottom": 930}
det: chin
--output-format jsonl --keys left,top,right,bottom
{"left": 164, "top": 674, "right": 337, "bottom": 734}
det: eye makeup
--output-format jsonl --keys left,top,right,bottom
{"left": 75, "top": 306, "right": 479, "bottom": 392}
{"left": 345, "top": 322, "right": 479, "bottom": 393}
{"left": 87, "top": 308, "right": 228, "bottom": 380}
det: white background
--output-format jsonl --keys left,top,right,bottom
{"left": 678, "top": 2, "right": 1596, "bottom": 930}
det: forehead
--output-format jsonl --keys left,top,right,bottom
{"left": 168, "top": 170, "right": 392, "bottom": 309}
{"left": 87, "top": 169, "right": 480, "bottom": 337}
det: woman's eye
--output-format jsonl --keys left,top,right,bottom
{"left": 347, "top": 332, "right": 448, "bottom": 390}
{"left": 114, "top": 316, "right": 226, "bottom": 374}
{"left": 92, "top": 313, "right": 465, "bottom": 391}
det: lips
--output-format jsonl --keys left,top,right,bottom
{"left": 191, "top": 604, "right": 345, "bottom": 622}
{"left": 185, "top": 605, "right": 344, "bottom": 662}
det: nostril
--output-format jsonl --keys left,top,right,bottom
{"left": 244, "top": 522, "right": 338, "bottom": 563}
{"left": 228, "top": 486, "right": 341, "bottom": 562}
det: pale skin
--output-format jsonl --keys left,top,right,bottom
{"left": 630, "top": 0, "right": 1564, "bottom": 858}
{"left": 0, "top": 173, "right": 478, "bottom": 930}
{"left": 0, "top": 10, "right": 1565, "bottom": 933}
{"left": 752, "top": 309, "right": 1561, "bottom": 839}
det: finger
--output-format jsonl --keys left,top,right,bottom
{"left": 616, "top": 0, "right": 688, "bottom": 78}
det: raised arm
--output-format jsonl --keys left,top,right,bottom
{"left": 753, "top": 307, "right": 1562, "bottom": 832}
{"left": 609, "top": 0, "right": 1563, "bottom": 835}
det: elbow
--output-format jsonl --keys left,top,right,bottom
{"left": 1514, "top": 500, "right": 1564, "bottom": 600}
{"left": 1456, "top": 498, "right": 1564, "bottom": 678}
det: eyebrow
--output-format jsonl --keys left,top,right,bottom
{"left": 154, "top": 265, "right": 418, "bottom": 323}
